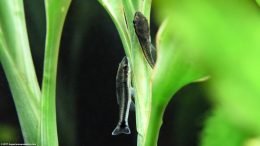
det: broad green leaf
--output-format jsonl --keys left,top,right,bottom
{"left": 245, "top": 137, "right": 260, "bottom": 146}
{"left": 153, "top": 20, "right": 207, "bottom": 106}
{"left": 201, "top": 108, "right": 248, "bottom": 146}
{"left": 142, "top": 20, "right": 207, "bottom": 146}
{"left": 256, "top": 0, "right": 260, "bottom": 6}
{"left": 0, "top": 0, "right": 40, "bottom": 143}
{"left": 154, "top": 0, "right": 260, "bottom": 143}
{"left": 39, "top": 0, "right": 71, "bottom": 146}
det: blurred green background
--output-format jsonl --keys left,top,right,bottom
{"left": 0, "top": 0, "right": 211, "bottom": 145}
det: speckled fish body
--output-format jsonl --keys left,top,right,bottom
{"left": 133, "top": 11, "right": 157, "bottom": 68}
{"left": 112, "top": 56, "right": 132, "bottom": 135}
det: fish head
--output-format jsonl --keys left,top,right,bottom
{"left": 119, "top": 56, "right": 130, "bottom": 72}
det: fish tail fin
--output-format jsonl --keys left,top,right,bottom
{"left": 112, "top": 124, "right": 131, "bottom": 135}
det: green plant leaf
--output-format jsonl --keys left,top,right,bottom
{"left": 39, "top": 0, "right": 71, "bottom": 145}
{"left": 0, "top": 0, "right": 40, "bottom": 143}
{"left": 142, "top": 20, "right": 207, "bottom": 146}
{"left": 201, "top": 108, "right": 248, "bottom": 146}
{"left": 154, "top": 0, "right": 260, "bottom": 144}
{"left": 98, "top": 0, "right": 154, "bottom": 145}
{"left": 99, "top": 0, "right": 208, "bottom": 145}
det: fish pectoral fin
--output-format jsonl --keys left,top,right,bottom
{"left": 150, "top": 44, "right": 157, "bottom": 64}
{"left": 130, "top": 87, "right": 135, "bottom": 111}
{"left": 112, "top": 125, "right": 131, "bottom": 135}
{"left": 116, "top": 95, "right": 120, "bottom": 105}
{"left": 130, "top": 100, "right": 135, "bottom": 111}
{"left": 131, "top": 87, "right": 135, "bottom": 99}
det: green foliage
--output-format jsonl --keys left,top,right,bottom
{"left": 146, "top": 20, "right": 207, "bottom": 146}
{"left": 0, "top": 0, "right": 40, "bottom": 143}
{"left": 154, "top": 0, "right": 260, "bottom": 145}
{"left": 98, "top": 0, "right": 153, "bottom": 145}
{"left": 39, "top": 0, "right": 71, "bottom": 146}
{"left": 0, "top": 124, "right": 19, "bottom": 142}
{"left": 0, "top": 0, "right": 71, "bottom": 145}
{"left": 98, "top": 0, "right": 207, "bottom": 146}
{"left": 201, "top": 109, "right": 248, "bottom": 146}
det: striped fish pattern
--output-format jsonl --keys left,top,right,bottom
{"left": 112, "top": 57, "right": 134, "bottom": 135}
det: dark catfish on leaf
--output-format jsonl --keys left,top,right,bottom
{"left": 133, "top": 11, "right": 157, "bottom": 68}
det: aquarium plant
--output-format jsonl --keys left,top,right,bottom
{"left": 0, "top": 0, "right": 71, "bottom": 145}
{"left": 99, "top": 0, "right": 260, "bottom": 146}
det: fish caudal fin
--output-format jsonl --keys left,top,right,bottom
{"left": 112, "top": 125, "right": 131, "bottom": 135}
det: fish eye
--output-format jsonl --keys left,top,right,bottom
{"left": 123, "top": 65, "right": 128, "bottom": 70}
